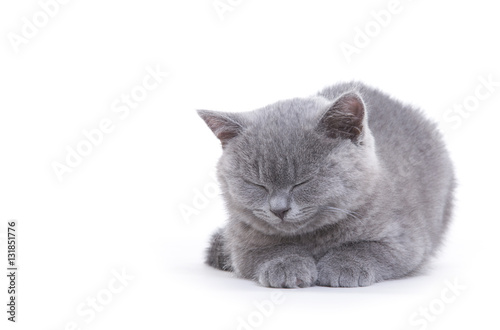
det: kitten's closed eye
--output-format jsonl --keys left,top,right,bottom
{"left": 244, "top": 178, "right": 313, "bottom": 191}
{"left": 292, "top": 178, "right": 313, "bottom": 190}
{"left": 243, "top": 179, "right": 268, "bottom": 192}
{"left": 243, "top": 178, "right": 313, "bottom": 191}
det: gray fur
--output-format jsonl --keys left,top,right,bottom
{"left": 198, "top": 81, "right": 455, "bottom": 288}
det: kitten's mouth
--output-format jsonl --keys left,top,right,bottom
{"left": 251, "top": 207, "right": 319, "bottom": 233}
{"left": 269, "top": 212, "right": 318, "bottom": 233}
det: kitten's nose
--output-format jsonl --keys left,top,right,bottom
{"left": 271, "top": 207, "right": 290, "bottom": 220}
{"left": 269, "top": 189, "right": 291, "bottom": 220}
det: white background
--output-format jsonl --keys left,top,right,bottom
{"left": 1, "top": 0, "right": 499, "bottom": 329}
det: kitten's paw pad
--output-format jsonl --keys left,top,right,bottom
{"left": 316, "top": 259, "right": 376, "bottom": 287}
{"left": 257, "top": 255, "right": 317, "bottom": 288}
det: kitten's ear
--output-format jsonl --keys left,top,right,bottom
{"left": 317, "top": 91, "right": 365, "bottom": 143}
{"left": 197, "top": 110, "right": 244, "bottom": 148}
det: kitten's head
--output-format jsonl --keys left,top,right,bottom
{"left": 198, "top": 92, "right": 379, "bottom": 235}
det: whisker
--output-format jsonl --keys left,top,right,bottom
{"left": 295, "top": 209, "right": 314, "bottom": 216}
{"left": 252, "top": 209, "right": 270, "bottom": 219}
{"left": 320, "top": 206, "right": 362, "bottom": 222}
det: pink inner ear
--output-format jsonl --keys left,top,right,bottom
{"left": 344, "top": 94, "right": 364, "bottom": 120}
{"left": 336, "top": 93, "right": 364, "bottom": 122}
{"left": 198, "top": 110, "right": 243, "bottom": 147}
{"left": 215, "top": 126, "right": 239, "bottom": 143}
{"left": 205, "top": 117, "right": 240, "bottom": 146}
{"left": 317, "top": 92, "right": 365, "bottom": 141}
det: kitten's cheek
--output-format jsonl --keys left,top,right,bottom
{"left": 294, "top": 195, "right": 318, "bottom": 206}
{"left": 234, "top": 190, "right": 267, "bottom": 209}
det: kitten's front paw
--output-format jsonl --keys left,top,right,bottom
{"left": 257, "top": 255, "right": 317, "bottom": 288}
{"left": 316, "top": 257, "right": 376, "bottom": 287}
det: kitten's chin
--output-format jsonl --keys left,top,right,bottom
{"left": 266, "top": 216, "right": 320, "bottom": 236}
{"left": 256, "top": 210, "right": 346, "bottom": 236}
{"left": 247, "top": 209, "right": 325, "bottom": 236}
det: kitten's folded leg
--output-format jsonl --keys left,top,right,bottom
{"left": 205, "top": 228, "right": 233, "bottom": 272}
{"left": 256, "top": 254, "right": 317, "bottom": 288}
{"left": 316, "top": 240, "right": 424, "bottom": 287}
{"left": 235, "top": 245, "right": 317, "bottom": 288}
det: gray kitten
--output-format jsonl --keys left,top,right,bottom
{"left": 198, "top": 82, "right": 455, "bottom": 288}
